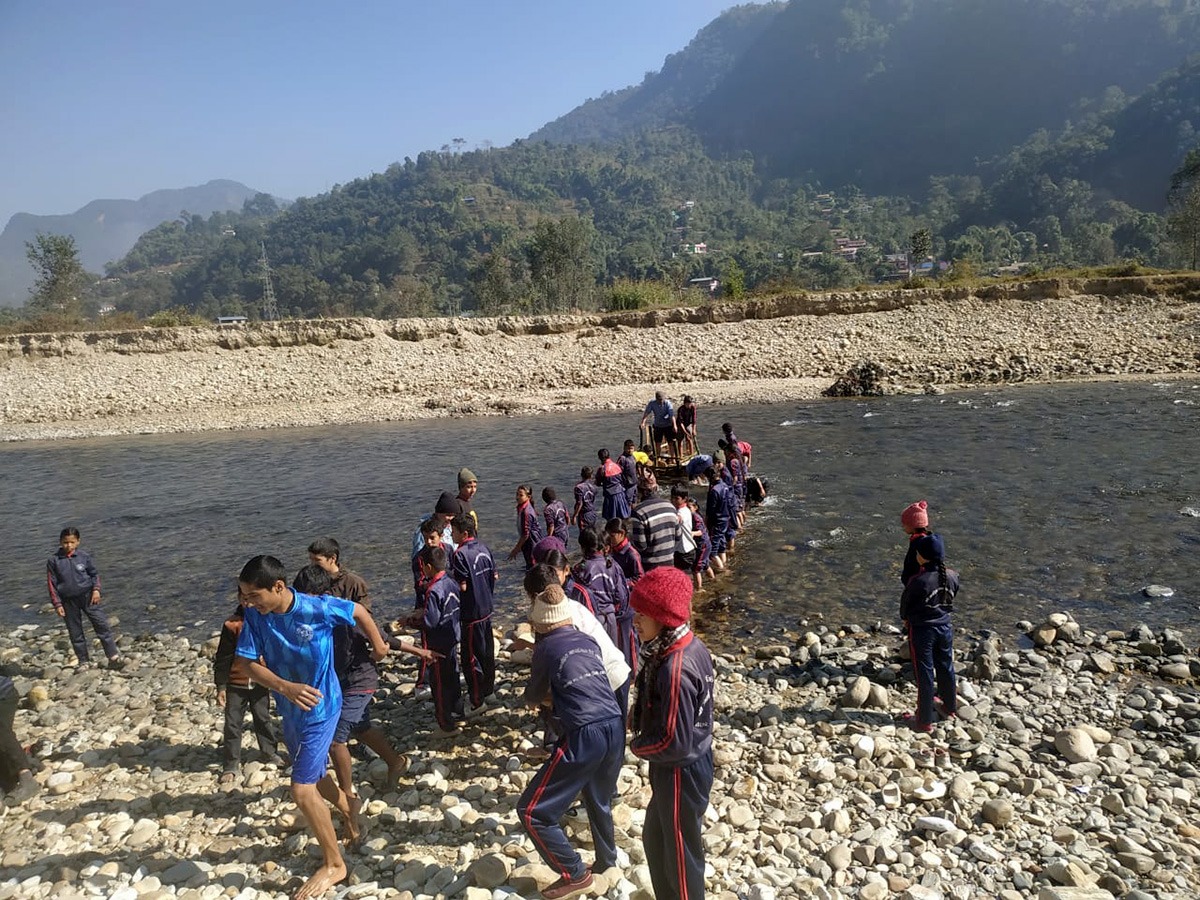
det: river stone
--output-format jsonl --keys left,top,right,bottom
{"left": 982, "top": 799, "right": 1014, "bottom": 828}
{"left": 866, "top": 683, "right": 890, "bottom": 709}
{"left": 468, "top": 854, "right": 510, "bottom": 889}
{"left": 1142, "top": 585, "right": 1174, "bottom": 598}
{"left": 1045, "top": 860, "right": 1091, "bottom": 887}
{"left": 1031, "top": 624, "right": 1058, "bottom": 647}
{"left": 841, "top": 676, "right": 871, "bottom": 708}
{"left": 1160, "top": 662, "right": 1192, "bottom": 680}
{"left": 1054, "top": 728, "right": 1097, "bottom": 764}
{"left": 826, "top": 843, "right": 851, "bottom": 871}
{"left": 1037, "top": 890, "right": 1115, "bottom": 900}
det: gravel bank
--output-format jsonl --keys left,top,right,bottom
{"left": 2, "top": 609, "right": 1198, "bottom": 900}
{"left": 1, "top": 277, "right": 1198, "bottom": 442}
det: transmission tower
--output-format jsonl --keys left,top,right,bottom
{"left": 258, "top": 242, "right": 279, "bottom": 321}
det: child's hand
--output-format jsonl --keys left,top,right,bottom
{"left": 216, "top": 689, "right": 227, "bottom": 708}
{"left": 90, "top": 589, "right": 101, "bottom": 606}
{"left": 418, "top": 648, "right": 443, "bottom": 662}
{"left": 370, "top": 642, "right": 388, "bottom": 663}
{"left": 280, "top": 682, "right": 322, "bottom": 711}
{"left": 55, "top": 607, "right": 65, "bottom": 618}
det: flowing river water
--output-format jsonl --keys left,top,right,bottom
{"left": 2, "top": 379, "right": 1198, "bottom": 650}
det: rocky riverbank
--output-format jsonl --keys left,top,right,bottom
{"left": 2, "top": 275, "right": 1198, "bottom": 442}
{"left": 2, "top": 608, "right": 1198, "bottom": 900}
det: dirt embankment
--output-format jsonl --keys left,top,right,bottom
{"left": 2, "top": 275, "right": 1198, "bottom": 441}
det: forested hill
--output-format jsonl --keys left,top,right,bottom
{"left": 529, "top": 3, "right": 785, "bottom": 145}
{"left": 535, "top": 0, "right": 1200, "bottom": 198}
{"left": 0, "top": 180, "right": 263, "bottom": 305}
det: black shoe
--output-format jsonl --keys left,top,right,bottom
{"left": 107, "top": 655, "right": 127, "bottom": 670}
{"left": 6, "top": 771, "right": 39, "bottom": 805}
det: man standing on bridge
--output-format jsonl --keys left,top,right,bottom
{"left": 640, "top": 391, "right": 679, "bottom": 462}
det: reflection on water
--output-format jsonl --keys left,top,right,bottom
{"left": 2, "top": 380, "right": 1198, "bottom": 650}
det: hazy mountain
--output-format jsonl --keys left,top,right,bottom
{"left": 533, "top": 0, "right": 1200, "bottom": 198}
{"left": 529, "top": 3, "right": 785, "bottom": 145}
{"left": 0, "top": 179, "right": 263, "bottom": 305}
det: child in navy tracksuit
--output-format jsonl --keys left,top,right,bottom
{"left": 605, "top": 518, "right": 644, "bottom": 583}
{"left": 573, "top": 467, "right": 599, "bottom": 545}
{"left": 704, "top": 467, "right": 733, "bottom": 570}
{"left": 575, "top": 528, "right": 637, "bottom": 708}
{"left": 415, "top": 546, "right": 462, "bottom": 735}
{"left": 596, "top": 450, "right": 631, "bottom": 521}
{"left": 508, "top": 485, "right": 544, "bottom": 571}
{"left": 46, "top": 527, "right": 124, "bottom": 668}
{"left": 450, "top": 515, "right": 498, "bottom": 712}
{"left": 900, "top": 500, "right": 933, "bottom": 585}
{"left": 542, "top": 487, "right": 570, "bottom": 547}
{"left": 686, "top": 497, "right": 714, "bottom": 588}
{"left": 518, "top": 585, "right": 624, "bottom": 900}
{"left": 630, "top": 567, "right": 715, "bottom": 900}
{"left": 900, "top": 534, "right": 959, "bottom": 732}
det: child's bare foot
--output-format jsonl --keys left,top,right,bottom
{"left": 344, "top": 794, "right": 362, "bottom": 849}
{"left": 385, "top": 755, "right": 408, "bottom": 789}
{"left": 294, "top": 861, "right": 346, "bottom": 900}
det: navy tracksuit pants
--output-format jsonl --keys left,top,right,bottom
{"left": 615, "top": 614, "right": 639, "bottom": 717}
{"left": 908, "top": 619, "right": 957, "bottom": 726}
{"left": 429, "top": 646, "right": 461, "bottom": 730}
{"left": 518, "top": 717, "right": 624, "bottom": 882}
{"left": 61, "top": 594, "right": 118, "bottom": 663}
{"left": 644, "top": 751, "right": 713, "bottom": 900}
{"left": 461, "top": 617, "right": 495, "bottom": 708}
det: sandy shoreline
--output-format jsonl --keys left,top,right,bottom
{"left": 2, "top": 277, "right": 1198, "bottom": 443}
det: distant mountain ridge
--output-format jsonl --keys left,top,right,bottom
{"left": 0, "top": 179, "right": 264, "bottom": 305}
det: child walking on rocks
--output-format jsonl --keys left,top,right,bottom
{"left": 630, "top": 567, "right": 715, "bottom": 900}
{"left": 213, "top": 603, "right": 285, "bottom": 782}
{"left": 450, "top": 514, "right": 499, "bottom": 715}
{"left": 899, "top": 533, "right": 959, "bottom": 732}
{"left": 46, "top": 527, "right": 125, "bottom": 669}
{"left": 518, "top": 583, "right": 625, "bottom": 899}
{"left": 235, "top": 555, "right": 388, "bottom": 900}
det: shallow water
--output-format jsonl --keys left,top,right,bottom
{"left": 2, "top": 379, "right": 1198, "bottom": 649}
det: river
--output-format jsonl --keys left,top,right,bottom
{"left": 2, "top": 379, "right": 1198, "bottom": 650}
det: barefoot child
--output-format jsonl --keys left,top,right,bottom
{"left": 630, "top": 567, "right": 715, "bottom": 900}
{"left": 900, "top": 534, "right": 959, "bottom": 732}
{"left": 518, "top": 584, "right": 625, "bottom": 899}
{"left": 46, "top": 527, "right": 125, "bottom": 669}
{"left": 235, "top": 555, "right": 388, "bottom": 900}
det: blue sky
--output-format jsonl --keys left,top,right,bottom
{"left": 0, "top": 0, "right": 739, "bottom": 226}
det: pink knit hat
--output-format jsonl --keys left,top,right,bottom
{"left": 901, "top": 500, "right": 929, "bottom": 531}
{"left": 630, "top": 566, "right": 693, "bottom": 627}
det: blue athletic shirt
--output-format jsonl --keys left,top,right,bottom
{"left": 236, "top": 590, "right": 357, "bottom": 726}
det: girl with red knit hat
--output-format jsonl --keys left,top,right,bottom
{"left": 630, "top": 567, "right": 714, "bottom": 900}
{"left": 900, "top": 500, "right": 933, "bottom": 586}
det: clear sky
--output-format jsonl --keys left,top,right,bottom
{"left": 0, "top": 0, "right": 738, "bottom": 226}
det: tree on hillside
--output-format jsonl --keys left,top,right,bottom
{"left": 910, "top": 227, "right": 932, "bottom": 272}
{"left": 25, "top": 233, "right": 90, "bottom": 316}
{"left": 1168, "top": 149, "right": 1200, "bottom": 269}
{"left": 525, "top": 217, "right": 594, "bottom": 313}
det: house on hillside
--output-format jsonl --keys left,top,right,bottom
{"left": 834, "top": 237, "right": 869, "bottom": 261}
{"left": 684, "top": 242, "right": 708, "bottom": 255}
{"left": 689, "top": 276, "right": 720, "bottom": 294}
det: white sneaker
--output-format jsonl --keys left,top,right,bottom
{"left": 414, "top": 686, "right": 432, "bottom": 701}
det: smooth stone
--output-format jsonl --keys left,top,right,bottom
{"left": 1054, "top": 728, "right": 1098, "bottom": 764}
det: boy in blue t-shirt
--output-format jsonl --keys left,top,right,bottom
{"left": 235, "top": 555, "right": 388, "bottom": 900}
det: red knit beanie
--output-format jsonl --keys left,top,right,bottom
{"left": 630, "top": 566, "right": 693, "bottom": 627}
{"left": 901, "top": 500, "right": 929, "bottom": 531}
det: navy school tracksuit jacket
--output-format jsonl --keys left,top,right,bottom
{"left": 451, "top": 537, "right": 497, "bottom": 622}
{"left": 608, "top": 537, "right": 644, "bottom": 583}
{"left": 632, "top": 631, "right": 715, "bottom": 766}
{"left": 47, "top": 549, "right": 100, "bottom": 610}
{"left": 575, "top": 554, "right": 630, "bottom": 622}
{"left": 900, "top": 566, "right": 959, "bottom": 628}
{"left": 525, "top": 627, "right": 622, "bottom": 732}
{"left": 421, "top": 572, "right": 461, "bottom": 654}
{"left": 706, "top": 480, "right": 734, "bottom": 534}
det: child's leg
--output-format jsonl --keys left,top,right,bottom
{"left": 645, "top": 754, "right": 713, "bottom": 900}
{"left": 246, "top": 685, "right": 281, "bottom": 758}
{"left": 908, "top": 624, "right": 938, "bottom": 726}
{"left": 81, "top": 602, "right": 120, "bottom": 660}
{"left": 222, "top": 687, "right": 251, "bottom": 772}
{"left": 461, "top": 618, "right": 492, "bottom": 708}
{"left": 932, "top": 622, "right": 957, "bottom": 715}
{"left": 431, "top": 650, "right": 461, "bottom": 730}
{"left": 286, "top": 715, "right": 350, "bottom": 896}
{"left": 476, "top": 617, "right": 496, "bottom": 700}
{"left": 0, "top": 690, "right": 34, "bottom": 792}
{"left": 516, "top": 737, "right": 593, "bottom": 884}
{"left": 61, "top": 597, "right": 90, "bottom": 663}
{"left": 579, "top": 718, "right": 624, "bottom": 871}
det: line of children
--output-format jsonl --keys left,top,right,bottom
{"left": 46, "top": 527, "right": 125, "bottom": 669}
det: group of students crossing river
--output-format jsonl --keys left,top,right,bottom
{"left": 1, "top": 392, "right": 964, "bottom": 900}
